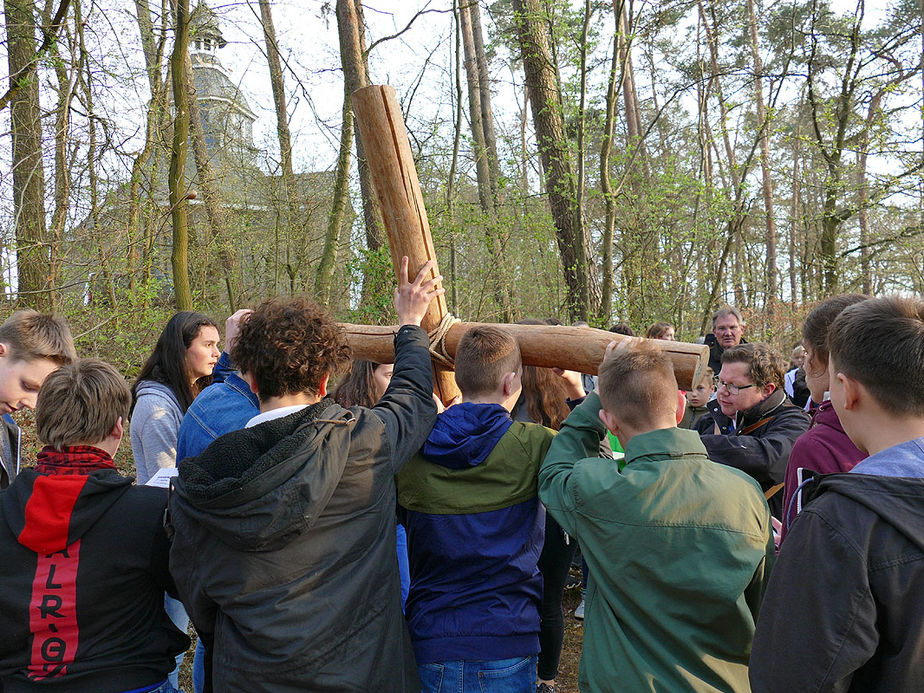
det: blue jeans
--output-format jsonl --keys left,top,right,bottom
{"left": 193, "top": 638, "right": 205, "bottom": 693}
{"left": 418, "top": 656, "right": 537, "bottom": 693}
{"left": 123, "top": 680, "right": 181, "bottom": 693}
{"left": 397, "top": 522, "right": 410, "bottom": 611}
{"left": 164, "top": 595, "right": 189, "bottom": 688}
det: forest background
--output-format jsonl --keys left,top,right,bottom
{"left": 0, "top": 0, "right": 922, "bottom": 374}
{"left": 1, "top": 2, "right": 921, "bottom": 689}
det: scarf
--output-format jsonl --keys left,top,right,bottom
{"left": 34, "top": 445, "right": 117, "bottom": 475}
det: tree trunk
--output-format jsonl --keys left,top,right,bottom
{"left": 5, "top": 0, "right": 50, "bottom": 309}
{"left": 459, "top": 0, "right": 510, "bottom": 320}
{"left": 789, "top": 121, "right": 801, "bottom": 303}
{"left": 129, "top": 0, "right": 169, "bottom": 289}
{"left": 746, "top": 0, "right": 778, "bottom": 309}
{"left": 468, "top": 0, "right": 500, "bottom": 203}
{"left": 446, "top": 0, "right": 464, "bottom": 310}
{"left": 857, "top": 88, "right": 888, "bottom": 295}
{"left": 315, "top": 10, "right": 356, "bottom": 306}
{"left": 598, "top": 33, "right": 619, "bottom": 324}
{"left": 169, "top": 0, "right": 192, "bottom": 310}
{"left": 43, "top": 0, "right": 75, "bottom": 308}
{"left": 75, "top": 2, "right": 115, "bottom": 306}
{"left": 336, "top": 0, "right": 383, "bottom": 252}
{"left": 512, "top": 0, "right": 589, "bottom": 321}
{"left": 258, "top": 0, "right": 304, "bottom": 289}
{"left": 458, "top": 1, "right": 493, "bottom": 215}
{"left": 616, "top": 0, "right": 650, "bottom": 181}
{"left": 134, "top": 0, "right": 160, "bottom": 92}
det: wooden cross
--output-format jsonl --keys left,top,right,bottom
{"left": 344, "top": 85, "right": 708, "bottom": 403}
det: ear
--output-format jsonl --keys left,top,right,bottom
{"left": 502, "top": 370, "right": 519, "bottom": 398}
{"left": 0, "top": 342, "right": 7, "bottom": 358}
{"left": 318, "top": 372, "right": 330, "bottom": 398}
{"left": 241, "top": 371, "right": 258, "bottom": 395}
{"left": 598, "top": 408, "right": 619, "bottom": 436}
{"left": 110, "top": 416, "right": 124, "bottom": 441}
{"left": 762, "top": 382, "right": 777, "bottom": 398}
{"left": 838, "top": 372, "right": 862, "bottom": 411}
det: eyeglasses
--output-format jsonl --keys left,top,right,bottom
{"left": 714, "top": 377, "right": 756, "bottom": 395}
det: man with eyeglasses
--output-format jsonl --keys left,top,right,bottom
{"left": 704, "top": 305, "right": 747, "bottom": 374}
{"left": 698, "top": 343, "right": 810, "bottom": 518}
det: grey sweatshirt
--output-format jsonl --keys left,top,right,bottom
{"left": 131, "top": 380, "right": 184, "bottom": 485}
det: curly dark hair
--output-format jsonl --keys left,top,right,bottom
{"left": 230, "top": 297, "right": 351, "bottom": 401}
{"left": 721, "top": 343, "right": 785, "bottom": 389}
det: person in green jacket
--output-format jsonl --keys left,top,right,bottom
{"left": 539, "top": 341, "right": 774, "bottom": 692}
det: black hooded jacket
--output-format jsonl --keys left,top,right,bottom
{"left": 0, "top": 466, "right": 189, "bottom": 692}
{"left": 704, "top": 333, "right": 747, "bottom": 374}
{"left": 168, "top": 325, "right": 437, "bottom": 693}
{"left": 699, "top": 389, "right": 811, "bottom": 517}
{"left": 750, "top": 471, "right": 924, "bottom": 691}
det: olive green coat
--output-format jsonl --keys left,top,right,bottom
{"left": 539, "top": 392, "right": 774, "bottom": 692}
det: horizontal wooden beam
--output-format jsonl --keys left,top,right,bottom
{"left": 340, "top": 323, "right": 709, "bottom": 391}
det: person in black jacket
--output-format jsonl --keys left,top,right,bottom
{"left": 703, "top": 304, "right": 746, "bottom": 374}
{"left": 700, "top": 343, "right": 810, "bottom": 518}
{"left": 0, "top": 359, "right": 188, "bottom": 693}
{"left": 168, "top": 258, "right": 443, "bottom": 693}
{"left": 750, "top": 296, "right": 924, "bottom": 691}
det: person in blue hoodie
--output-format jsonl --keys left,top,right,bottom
{"left": 396, "top": 325, "right": 554, "bottom": 693}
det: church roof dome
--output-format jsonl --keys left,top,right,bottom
{"left": 192, "top": 63, "right": 256, "bottom": 121}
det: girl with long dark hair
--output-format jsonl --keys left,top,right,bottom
{"left": 130, "top": 311, "right": 219, "bottom": 484}
{"left": 130, "top": 311, "right": 219, "bottom": 689}
{"left": 512, "top": 319, "right": 581, "bottom": 693}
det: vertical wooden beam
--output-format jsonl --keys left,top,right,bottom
{"left": 352, "top": 85, "right": 460, "bottom": 402}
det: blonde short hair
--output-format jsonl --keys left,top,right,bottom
{"left": 36, "top": 359, "right": 131, "bottom": 450}
{"left": 598, "top": 344, "right": 678, "bottom": 429}
{"left": 454, "top": 326, "right": 521, "bottom": 397}
{"left": 0, "top": 310, "right": 76, "bottom": 364}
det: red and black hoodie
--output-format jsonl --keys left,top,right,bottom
{"left": 0, "top": 446, "right": 189, "bottom": 693}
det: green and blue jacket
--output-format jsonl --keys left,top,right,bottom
{"left": 396, "top": 402, "right": 554, "bottom": 664}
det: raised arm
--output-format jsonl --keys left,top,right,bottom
{"left": 212, "top": 309, "right": 252, "bottom": 384}
{"left": 371, "top": 258, "right": 445, "bottom": 469}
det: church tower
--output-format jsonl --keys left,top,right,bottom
{"left": 189, "top": 2, "right": 258, "bottom": 162}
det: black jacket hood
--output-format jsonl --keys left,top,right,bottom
{"left": 173, "top": 399, "right": 356, "bottom": 552}
{"left": 807, "top": 472, "right": 924, "bottom": 553}
{"left": 2, "top": 469, "right": 132, "bottom": 555}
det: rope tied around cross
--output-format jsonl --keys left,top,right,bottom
{"left": 426, "top": 313, "right": 461, "bottom": 368}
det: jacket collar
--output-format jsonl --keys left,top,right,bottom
{"left": 736, "top": 388, "right": 787, "bottom": 430}
{"left": 624, "top": 426, "right": 709, "bottom": 466}
{"left": 225, "top": 371, "right": 260, "bottom": 408}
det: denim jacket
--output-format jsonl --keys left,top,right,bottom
{"left": 176, "top": 352, "right": 260, "bottom": 462}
